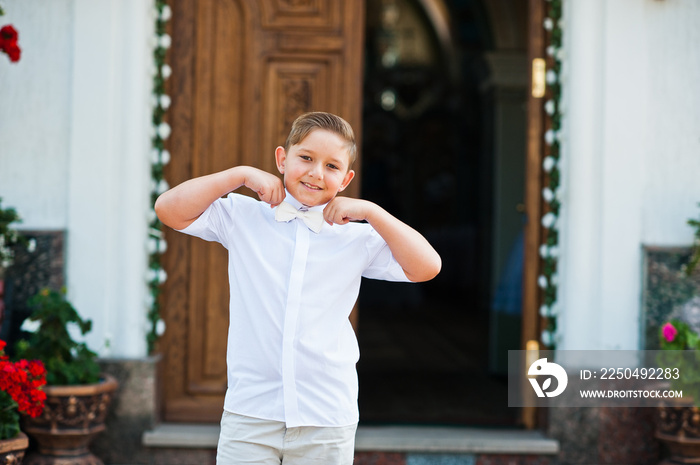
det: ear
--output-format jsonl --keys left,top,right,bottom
{"left": 275, "top": 146, "right": 286, "bottom": 174}
{"left": 338, "top": 169, "right": 355, "bottom": 192}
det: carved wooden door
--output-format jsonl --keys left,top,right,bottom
{"left": 161, "top": 0, "right": 365, "bottom": 422}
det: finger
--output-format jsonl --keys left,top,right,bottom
{"left": 261, "top": 182, "right": 282, "bottom": 206}
{"left": 273, "top": 185, "right": 285, "bottom": 205}
{"left": 323, "top": 211, "right": 335, "bottom": 226}
{"left": 325, "top": 207, "right": 350, "bottom": 226}
{"left": 269, "top": 193, "right": 280, "bottom": 208}
{"left": 269, "top": 195, "right": 282, "bottom": 208}
{"left": 262, "top": 192, "right": 276, "bottom": 206}
{"left": 323, "top": 204, "right": 338, "bottom": 223}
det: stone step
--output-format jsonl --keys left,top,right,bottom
{"left": 138, "top": 423, "right": 559, "bottom": 465}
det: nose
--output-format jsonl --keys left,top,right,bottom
{"left": 308, "top": 162, "right": 323, "bottom": 179}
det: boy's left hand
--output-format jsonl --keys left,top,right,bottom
{"left": 323, "top": 197, "right": 375, "bottom": 226}
{"left": 325, "top": 196, "right": 441, "bottom": 282}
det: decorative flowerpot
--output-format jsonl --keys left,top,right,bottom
{"left": 0, "top": 431, "right": 29, "bottom": 465}
{"left": 21, "top": 374, "right": 118, "bottom": 465}
{"left": 656, "top": 398, "right": 700, "bottom": 464}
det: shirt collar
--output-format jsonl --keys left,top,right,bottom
{"left": 283, "top": 190, "right": 328, "bottom": 212}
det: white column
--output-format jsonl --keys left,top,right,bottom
{"left": 558, "top": 0, "right": 606, "bottom": 350}
{"left": 596, "top": 0, "right": 648, "bottom": 350}
{"left": 66, "top": 0, "right": 153, "bottom": 357}
{"left": 561, "top": 0, "right": 649, "bottom": 350}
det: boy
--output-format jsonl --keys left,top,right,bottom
{"left": 155, "top": 112, "right": 441, "bottom": 464}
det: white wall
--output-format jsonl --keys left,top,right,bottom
{"left": 641, "top": 0, "right": 700, "bottom": 245}
{"left": 0, "top": 1, "right": 73, "bottom": 229}
{"left": 0, "top": 0, "right": 154, "bottom": 357}
{"left": 559, "top": 0, "right": 700, "bottom": 350}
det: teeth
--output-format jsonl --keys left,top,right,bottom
{"left": 303, "top": 182, "right": 321, "bottom": 190}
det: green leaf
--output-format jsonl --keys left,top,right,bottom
{"left": 16, "top": 288, "right": 100, "bottom": 385}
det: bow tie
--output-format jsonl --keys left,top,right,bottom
{"left": 275, "top": 201, "right": 325, "bottom": 233}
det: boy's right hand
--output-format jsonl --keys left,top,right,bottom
{"left": 155, "top": 165, "right": 286, "bottom": 231}
{"left": 241, "top": 166, "right": 286, "bottom": 207}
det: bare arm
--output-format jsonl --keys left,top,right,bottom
{"left": 323, "top": 197, "right": 441, "bottom": 282}
{"left": 154, "top": 166, "right": 285, "bottom": 231}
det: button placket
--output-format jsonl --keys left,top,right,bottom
{"left": 281, "top": 220, "right": 309, "bottom": 427}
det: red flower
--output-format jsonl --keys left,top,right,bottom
{"left": 4, "top": 42, "right": 20, "bottom": 62}
{"left": 28, "top": 360, "right": 44, "bottom": 378}
{"left": 0, "top": 339, "right": 46, "bottom": 420}
{"left": 0, "top": 25, "right": 18, "bottom": 41}
{"left": 0, "top": 24, "right": 21, "bottom": 63}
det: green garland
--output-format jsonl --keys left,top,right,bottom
{"left": 538, "top": 0, "right": 563, "bottom": 348}
{"left": 147, "top": 0, "right": 172, "bottom": 353}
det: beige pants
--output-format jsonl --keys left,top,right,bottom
{"left": 216, "top": 411, "right": 357, "bottom": 464}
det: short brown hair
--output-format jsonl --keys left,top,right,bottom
{"left": 284, "top": 112, "right": 357, "bottom": 167}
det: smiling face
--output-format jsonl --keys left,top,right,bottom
{"left": 275, "top": 128, "right": 355, "bottom": 207}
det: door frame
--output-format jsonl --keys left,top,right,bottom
{"left": 158, "top": 0, "right": 548, "bottom": 427}
{"left": 521, "top": 0, "right": 547, "bottom": 429}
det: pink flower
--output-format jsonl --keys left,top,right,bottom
{"left": 662, "top": 323, "right": 678, "bottom": 342}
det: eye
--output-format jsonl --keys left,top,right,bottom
{"left": 327, "top": 163, "right": 339, "bottom": 170}
{"left": 300, "top": 155, "right": 312, "bottom": 161}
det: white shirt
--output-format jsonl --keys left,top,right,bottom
{"left": 179, "top": 192, "right": 411, "bottom": 427}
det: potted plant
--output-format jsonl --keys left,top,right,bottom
{"left": 15, "top": 288, "right": 118, "bottom": 465}
{"left": 654, "top": 205, "right": 700, "bottom": 464}
{"left": 655, "top": 318, "right": 700, "bottom": 463}
{"left": 0, "top": 197, "right": 26, "bottom": 329}
{"left": 683, "top": 202, "right": 700, "bottom": 277}
{"left": 0, "top": 338, "right": 46, "bottom": 464}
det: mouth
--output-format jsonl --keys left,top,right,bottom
{"left": 301, "top": 181, "right": 322, "bottom": 191}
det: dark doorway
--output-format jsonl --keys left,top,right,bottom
{"left": 357, "top": 0, "right": 522, "bottom": 426}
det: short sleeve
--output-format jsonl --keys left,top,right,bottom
{"left": 362, "top": 227, "right": 411, "bottom": 282}
{"left": 177, "top": 194, "right": 238, "bottom": 247}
